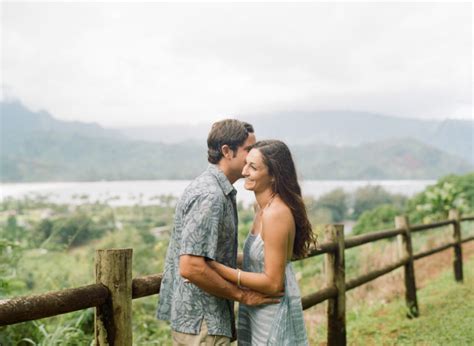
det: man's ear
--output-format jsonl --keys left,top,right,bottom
{"left": 221, "top": 145, "right": 233, "bottom": 159}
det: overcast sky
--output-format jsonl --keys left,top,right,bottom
{"left": 2, "top": 2, "right": 472, "bottom": 127}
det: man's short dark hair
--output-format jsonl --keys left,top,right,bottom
{"left": 207, "top": 119, "right": 254, "bottom": 164}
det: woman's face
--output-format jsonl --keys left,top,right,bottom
{"left": 242, "top": 149, "right": 274, "bottom": 193}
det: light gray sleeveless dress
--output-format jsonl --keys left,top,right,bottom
{"left": 237, "top": 233, "right": 309, "bottom": 346}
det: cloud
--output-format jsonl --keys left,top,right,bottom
{"left": 2, "top": 2, "right": 472, "bottom": 126}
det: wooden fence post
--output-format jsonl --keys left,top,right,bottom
{"left": 325, "top": 224, "right": 346, "bottom": 346}
{"left": 95, "top": 249, "right": 133, "bottom": 346}
{"left": 449, "top": 209, "right": 463, "bottom": 282}
{"left": 395, "top": 216, "right": 419, "bottom": 318}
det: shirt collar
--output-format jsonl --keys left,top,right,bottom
{"left": 207, "top": 164, "right": 237, "bottom": 196}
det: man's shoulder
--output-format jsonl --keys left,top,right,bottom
{"left": 185, "top": 170, "right": 224, "bottom": 197}
{"left": 179, "top": 170, "right": 226, "bottom": 206}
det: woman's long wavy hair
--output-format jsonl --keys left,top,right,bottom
{"left": 251, "top": 140, "right": 316, "bottom": 259}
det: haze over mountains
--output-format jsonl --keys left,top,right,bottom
{"left": 119, "top": 111, "right": 473, "bottom": 165}
{"left": 1, "top": 101, "right": 472, "bottom": 182}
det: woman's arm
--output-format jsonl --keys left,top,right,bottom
{"left": 208, "top": 208, "right": 293, "bottom": 295}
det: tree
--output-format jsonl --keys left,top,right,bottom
{"left": 351, "top": 186, "right": 406, "bottom": 220}
{"left": 314, "top": 188, "right": 348, "bottom": 222}
{"left": 408, "top": 179, "right": 469, "bottom": 223}
{"left": 352, "top": 204, "right": 402, "bottom": 235}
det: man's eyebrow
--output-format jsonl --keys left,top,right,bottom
{"left": 244, "top": 145, "right": 253, "bottom": 151}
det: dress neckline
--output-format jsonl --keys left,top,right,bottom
{"left": 247, "top": 232, "right": 291, "bottom": 263}
{"left": 249, "top": 232, "right": 261, "bottom": 239}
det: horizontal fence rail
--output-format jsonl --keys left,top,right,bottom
{"left": 411, "top": 219, "right": 453, "bottom": 233}
{"left": 1, "top": 210, "right": 473, "bottom": 346}
{"left": 345, "top": 257, "right": 409, "bottom": 292}
{"left": 304, "top": 241, "right": 337, "bottom": 257}
{"left": 0, "top": 284, "right": 108, "bottom": 326}
{"left": 301, "top": 286, "right": 338, "bottom": 310}
{"left": 462, "top": 235, "right": 474, "bottom": 244}
{"left": 0, "top": 276, "right": 164, "bottom": 326}
{"left": 132, "top": 274, "right": 162, "bottom": 299}
{"left": 413, "top": 242, "right": 456, "bottom": 260}
{"left": 344, "top": 227, "right": 403, "bottom": 249}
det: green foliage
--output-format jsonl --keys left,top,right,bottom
{"left": 33, "top": 219, "right": 54, "bottom": 245}
{"left": 308, "top": 189, "right": 348, "bottom": 222}
{"left": 36, "top": 213, "right": 110, "bottom": 249}
{"left": 237, "top": 202, "right": 255, "bottom": 248}
{"left": 5, "top": 215, "right": 24, "bottom": 241}
{"left": 132, "top": 297, "right": 172, "bottom": 344}
{"left": 407, "top": 173, "right": 473, "bottom": 223}
{"left": 439, "top": 172, "right": 474, "bottom": 209}
{"left": 350, "top": 173, "right": 473, "bottom": 234}
{"left": 0, "top": 310, "right": 94, "bottom": 346}
{"left": 0, "top": 213, "right": 28, "bottom": 297}
{"left": 352, "top": 204, "right": 403, "bottom": 235}
{"left": 0, "top": 238, "right": 26, "bottom": 297}
{"left": 352, "top": 186, "right": 406, "bottom": 220}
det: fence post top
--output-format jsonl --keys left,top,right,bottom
{"left": 395, "top": 215, "right": 409, "bottom": 228}
{"left": 448, "top": 209, "right": 460, "bottom": 220}
{"left": 324, "top": 224, "right": 344, "bottom": 237}
{"left": 96, "top": 248, "right": 133, "bottom": 254}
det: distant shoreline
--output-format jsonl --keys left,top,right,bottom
{"left": 1, "top": 179, "right": 436, "bottom": 207}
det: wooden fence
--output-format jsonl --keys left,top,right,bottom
{"left": 1, "top": 209, "right": 473, "bottom": 345}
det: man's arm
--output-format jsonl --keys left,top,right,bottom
{"left": 180, "top": 254, "right": 280, "bottom": 306}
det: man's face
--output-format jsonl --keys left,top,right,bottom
{"left": 231, "top": 133, "right": 256, "bottom": 178}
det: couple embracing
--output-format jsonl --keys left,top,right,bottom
{"left": 157, "top": 119, "right": 315, "bottom": 345}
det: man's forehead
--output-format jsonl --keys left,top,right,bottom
{"left": 242, "top": 133, "right": 256, "bottom": 150}
{"left": 246, "top": 133, "right": 256, "bottom": 145}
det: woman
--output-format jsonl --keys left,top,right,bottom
{"left": 208, "top": 140, "right": 316, "bottom": 345}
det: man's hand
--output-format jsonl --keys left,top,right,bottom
{"left": 239, "top": 288, "right": 283, "bottom": 306}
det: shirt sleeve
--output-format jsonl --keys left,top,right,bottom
{"left": 179, "top": 192, "right": 223, "bottom": 260}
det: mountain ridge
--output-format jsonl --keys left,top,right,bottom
{"left": 1, "top": 101, "right": 472, "bottom": 182}
{"left": 116, "top": 110, "right": 473, "bottom": 163}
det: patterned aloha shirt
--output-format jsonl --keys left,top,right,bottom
{"left": 156, "top": 164, "right": 238, "bottom": 338}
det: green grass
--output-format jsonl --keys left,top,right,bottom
{"left": 308, "top": 255, "right": 474, "bottom": 345}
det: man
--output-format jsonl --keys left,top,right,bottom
{"left": 157, "top": 119, "right": 279, "bottom": 345}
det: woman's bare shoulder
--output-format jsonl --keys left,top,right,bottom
{"left": 262, "top": 199, "right": 294, "bottom": 232}
{"left": 266, "top": 198, "right": 292, "bottom": 217}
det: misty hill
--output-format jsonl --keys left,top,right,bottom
{"left": 1, "top": 131, "right": 206, "bottom": 182}
{"left": 1, "top": 102, "right": 124, "bottom": 140}
{"left": 118, "top": 111, "right": 473, "bottom": 164}
{"left": 1, "top": 131, "right": 471, "bottom": 182}
{"left": 292, "top": 138, "right": 472, "bottom": 180}
{"left": 1, "top": 101, "right": 472, "bottom": 182}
